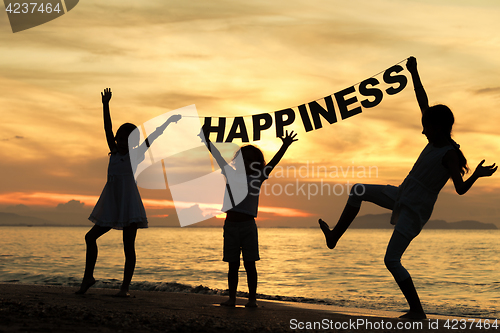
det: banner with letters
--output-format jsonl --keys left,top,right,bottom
{"left": 202, "top": 61, "right": 408, "bottom": 142}
{"left": 131, "top": 60, "right": 410, "bottom": 226}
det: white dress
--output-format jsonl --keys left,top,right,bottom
{"left": 89, "top": 152, "right": 148, "bottom": 229}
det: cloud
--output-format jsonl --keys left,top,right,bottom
{"left": 2, "top": 204, "right": 30, "bottom": 213}
{"left": 1, "top": 135, "right": 24, "bottom": 141}
{"left": 134, "top": 92, "right": 222, "bottom": 112}
{"left": 56, "top": 199, "right": 86, "bottom": 211}
{"left": 0, "top": 192, "right": 99, "bottom": 207}
{"left": 0, "top": 148, "right": 109, "bottom": 194}
{"left": 259, "top": 206, "right": 313, "bottom": 218}
{"left": 472, "top": 87, "right": 500, "bottom": 96}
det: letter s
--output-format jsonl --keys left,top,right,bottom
{"left": 383, "top": 65, "right": 408, "bottom": 95}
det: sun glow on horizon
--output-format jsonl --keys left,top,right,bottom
{"left": 1, "top": 0, "right": 500, "bottom": 226}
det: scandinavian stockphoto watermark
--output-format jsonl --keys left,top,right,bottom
{"left": 3, "top": 0, "right": 78, "bottom": 33}
{"left": 254, "top": 161, "right": 378, "bottom": 200}
{"left": 129, "top": 105, "right": 248, "bottom": 227}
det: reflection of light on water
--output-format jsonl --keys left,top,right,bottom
{"left": 1, "top": 227, "right": 499, "bottom": 317}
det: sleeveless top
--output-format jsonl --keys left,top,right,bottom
{"left": 391, "top": 143, "right": 456, "bottom": 239}
{"left": 221, "top": 166, "right": 267, "bottom": 217}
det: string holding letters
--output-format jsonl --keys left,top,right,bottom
{"left": 202, "top": 61, "right": 408, "bottom": 143}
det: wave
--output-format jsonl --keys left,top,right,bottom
{"left": 2, "top": 276, "right": 336, "bottom": 305}
{"left": 2, "top": 275, "right": 499, "bottom": 319}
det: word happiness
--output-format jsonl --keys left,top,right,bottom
{"left": 204, "top": 65, "right": 408, "bottom": 142}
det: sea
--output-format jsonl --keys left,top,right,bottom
{"left": 1, "top": 226, "right": 499, "bottom": 318}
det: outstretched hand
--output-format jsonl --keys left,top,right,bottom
{"left": 198, "top": 125, "right": 211, "bottom": 143}
{"left": 101, "top": 88, "right": 112, "bottom": 104}
{"left": 474, "top": 160, "right": 497, "bottom": 178}
{"left": 280, "top": 130, "right": 298, "bottom": 146}
{"left": 406, "top": 56, "right": 417, "bottom": 73}
{"left": 169, "top": 114, "right": 182, "bottom": 123}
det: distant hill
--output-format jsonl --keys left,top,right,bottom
{"left": 0, "top": 211, "right": 497, "bottom": 229}
{"left": 351, "top": 213, "right": 498, "bottom": 230}
{"left": 0, "top": 212, "right": 55, "bottom": 226}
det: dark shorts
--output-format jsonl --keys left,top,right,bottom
{"left": 223, "top": 219, "right": 260, "bottom": 262}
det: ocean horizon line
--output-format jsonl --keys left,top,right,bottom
{"left": 0, "top": 224, "right": 498, "bottom": 230}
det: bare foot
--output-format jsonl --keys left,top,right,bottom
{"left": 75, "top": 277, "right": 96, "bottom": 295}
{"left": 245, "top": 299, "right": 257, "bottom": 308}
{"left": 113, "top": 290, "right": 131, "bottom": 298}
{"left": 220, "top": 299, "right": 236, "bottom": 307}
{"left": 319, "top": 219, "right": 337, "bottom": 249}
{"left": 399, "top": 310, "right": 426, "bottom": 320}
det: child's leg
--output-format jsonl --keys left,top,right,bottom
{"left": 243, "top": 261, "right": 257, "bottom": 307}
{"left": 396, "top": 277, "right": 426, "bottom": 319}
{"left": 384, "top": 230, "right": 426, "bottom": 319}
{"left": 221, "top": 220, "right": 241, "bottom": 306}
{"left": 239, "top": 220, "right": 259, "bottom": 307}
{"left": 319, "top": 203, "right": 360, "bottom": 249}
{"left": 221, "top": 261, "right": 240, "bottom": 306}
{"left": 76, "top": 225, "right": 111, "bottom": 294}
{"left": 116, "top": 223, "right": 138, "bottom": 297}
{"left": 320, "top": 184, "right": 396, "bottom": 249}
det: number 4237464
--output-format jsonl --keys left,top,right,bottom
{"left": 444, "top": 319, "right": 498, "bottom": 330}
{"left": 6, "top": 2, "right": 62, "bottom": 14}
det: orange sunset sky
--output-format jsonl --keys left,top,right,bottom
{"left": 1, "top": 0, "right": 499, "bottom": 227}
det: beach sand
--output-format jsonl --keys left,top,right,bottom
{"left": 0, "top": 283, "right": 491, "bottom": 332}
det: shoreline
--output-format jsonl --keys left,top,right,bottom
{"left": 2, "top": 278, "right": 496, "bottom": 320}
{"left": 1, "top": 225, "right": 499, "bottom": 230}
{"left": 0, "top": 283, "right": 493, "bottom": 332}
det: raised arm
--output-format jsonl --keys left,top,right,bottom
{"left": 444, "top": 150, "right": 497, "bottom": 195}
{"left": 102, "top": 88, "right": 116, "bottom": 152}
{"left": 199, "top": 125, "right": 229, "bottom": 170}
{"left": 406, "top": 57, "right": 429, "bottom": 114}
{"left": 263, "top": 130, "right": 298, "bottom": 178}
{"left": 135, "top": 114, "right": 182, "bottom": 157}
